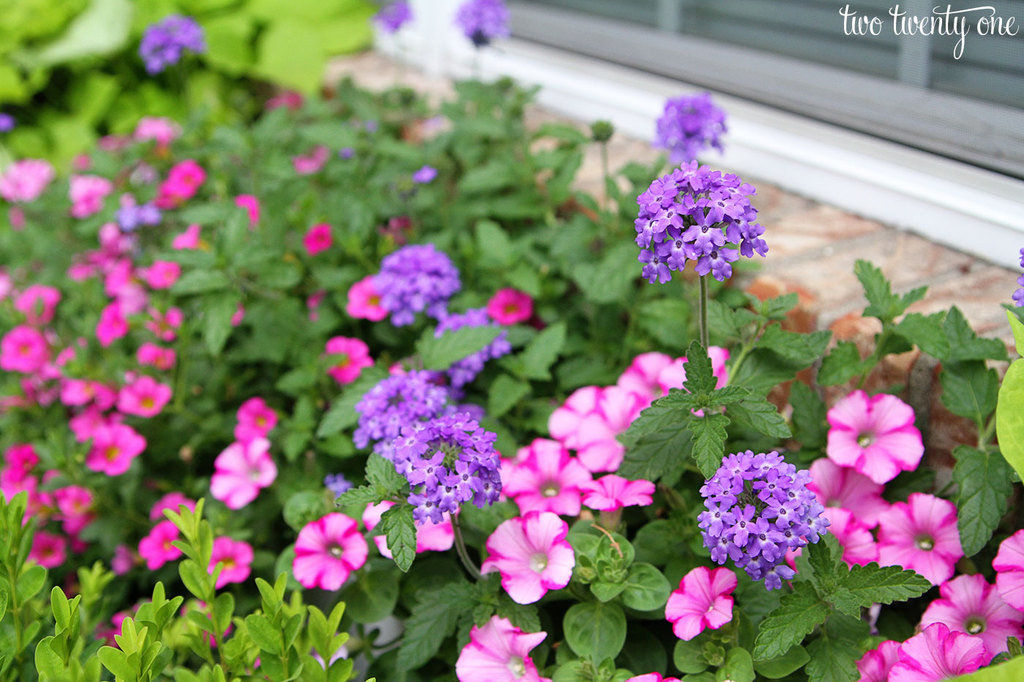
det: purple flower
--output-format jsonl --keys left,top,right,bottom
{"left": 434, "top": 308, "right": 511, "bottom": 387}
{"left": 412, "top": 165, "right": 437, "bottom": 184}
{"left": 375, "top": 1, "right": 413, "bottom": 34}
{"left": 116, "top": 199, "right": 162, "bottom": 232}
{"left": 373, "top": 243, "right": 461, "bottom": 326}
{"left": 455, "top": 0, "right": 510, "bottom": 47}
{"left": 324, "top": 473, "right": 353, "bottom": 497}
{"left": 139, "top": 15, "right": 206, "bottom": 74}
{"left": 635, "top": 162, "right": 766, "bottom": 283}
{"left": 339, "top": 147, "right": 355, "bottom": 159}
{"left": 1014, "top": 248, "right": 1024, "bottom": 307}
{"left": 0, "top": 113, "right": 14, "bottom": 133}
{"left": 655, "top": 93, "right": 727, "bottom": 164}
{"left": 698, "top": 450, "right": 829, "bottom": 590}
{"left": 353, "top": 370, "right": 450, "bottom": 456}
{"left": 392, "top": 413, "right": 502, "bottom": 524}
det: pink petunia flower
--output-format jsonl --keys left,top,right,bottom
{"left": 234, "top": 397, "right": 277, "bottom": 444}
{"left": 324, "top": 336, "right": 373, "bottom": 386}
{"left": 134, "top": 117, "right": 180, "bottom": 147}
{"left": 826, "top": 390, "right": 924, "bottom": 484}
{"left": 616, "top": 352, "right": 674, "bottom": 403}
{"left": 548, "top": 385, "right": 646, "bottom": 472}
{"left": 855, "top": 640, "right": 901, "bottom": 682}
{"left": 54, "top": 485, "right": 94, "bottom": 535}
{"left": 0, "top": 159, "right": 55, "bottom": 202}
{"left": 0, "top": 325, "right": 50, "bottom": 373}
{"left": 292, "top": 146, "right": 329, "bottom": 174}
{"left": 303, "top": 222, "right": 333, "bottom": 256}
{"left": 486, "top": 289, "right": 533, "bottom": 325}
{"left": 208, "top": 537, "right": 254, "bottom": 589}
{"left": 85, "top": 423, "right": 147, "bottom": 476}
{"left": 346, "top": 275, "right": 388, "bottom": 321}
{"left": 581, "top": 474, "right": 655, "bottom": 511}
{"left": 137, "top": 343, "right": 176, "bottom": 371}
{"left": 455, "top": 615, "right": 551, "bottom": 682}
{"left": 626, "top": 675, "right": 681, "bottom": 682}
{"left": 822, "top": 507, "right": 878, "bottom": 567}
{"left": 501, "top": 438, "right": 592, "bottom": 516}
{"left": 138, "top": 519, "right": 182, "bottom": 570}
{"left": 209, "top": 438, "right": 277, "bottom": 510}
{"left": 888, "top": 623, "right": 987, "bottom": 681}
{"left": 877, "top": 493, "right": 963, "bottom": 586}
{"left": 112, "top": 544, "right": 138, "bottom": 574}
{"left": 292, "top": 512, "right": 368, "bottom": 590}
{"left": 994, "top": 529, "right": 1024, "bottom": 612}
{"left": 144, "top": 261, "right": 181, "bottom": 289}
{"left": 96, "top": 302, "right": 129, "bottom": 347}
{"left": 665, "top": 566, "right": 736, "bottom": 640}
{"left": 29, "top": 531, "right": 67, "bottom": 568}
{"left": 145, "top": 306, "right": 183, "bottom": 342}
{"left": 14, "top": 285, "right": 61, "bottom": 325}
{"left": 155, "top": 159, "right": 205, "bottom": 208}
{"left": 234, "top": 194, "right": 260, "bottom": 226}
{"left": 807, "top": 458, "right": 889, "bottom": 528}
{"left": 69, "top": 175, "right": 113, "bottom": 218}
{"left": 117, "top": 375, "right": 172, "bottom": 418}
{"left": 69, "top": 405, "right": 120, "bottom": 442}
{"left": 482, "top": 512, "right": 575, "bottom": 605}
{"left": 920, "top": 574, "right": 1024, "bottom": 659}
{"left": 363, "top": 501, "right": 453, "bottom": 559}
{"left": 172, "top": 223, "right": 202, "bottom": 250}
{"left": 149, "top": 492, "right": 196, "bottom": 521}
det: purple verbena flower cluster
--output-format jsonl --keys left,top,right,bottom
{"left": 635, "top": 161, "right": 767, "bottom": 283}
{"left": 375, "top": 1, "right": 413, "bottom": 34}
{"left": 324, "top": 473, "right": 353, "bottom": 498}
{"left": 373, "top": 243, "right": 461, "bottom": 326}
{"left": 654, "top": 93, "right": 727, "bottom": 164}
{"left": 116, "top": 201, "right": 161, "bottom": 232}
{"left": 353, "top": 370, "right": 450, "bottom": 457}
{"left": 435, "top": 308, "right": 511, "bottom": 387}
{"left": 139, "top": 15, "right": 206, "bottom": 75}
{"left": 391, "top": 412, "right": 502, "bottom": 524}
{"left": 1013, "top": 248, "right": 1024, "bottom": 307}
{"left": 698, "top": 450, "right": 829, "bottom": 590}
{"left": 455, "top": 0, "right": 510, "bottom": 47}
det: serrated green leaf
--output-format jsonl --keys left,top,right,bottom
{"left": 335, "top": 485, "right": 383, "bottom": 516}
{"left": 756, "top": 326, "right": 831, "bottom": 366}
{"left": 618, "top": 421, "right": 691, "bottom": 485}
{"left": 790, "top": 382, "right": 828, "bottom": 449}
{"left": 727, "top": 397, "right": 792, "bottom": 440}
{"left": 488, "top": 374, "right": 531, "bottom": 418}
{"left": 940, "top": 361, "right": 999, "bottom": 422}
{"left": 203, "top": 292, "right": 240, "bottom": 356}
{"left": 997, "top": 359, "right": 1024, "bottom": 481}
{"left": 683, "top": 341, "right": 717, "bottom": 396}
{"left": 759, "top": 293, "right": 798, "bottom": 320}
{"left": 894, "top": 312, "right": 950, "bottom": 359}
{"left": 829, "top": 563, "right": 931, "bottom": 617}
{"left": 518, "top": 322, "right": 566, "bottom": 380}
{"left": 418, "top": 325, "right": 502, "bottom": 371}
{"left": 380, "top": 505, "right": 416, "bottom": 572}
{"left": 805, "top": 614, "right": 868, "bottom": 682}
{"left": 817, "top": 341, "right": 868, "bottom": 386}
{"left": 619, "top": 390, "right": 699, "bottom": 446}
{"left": 563, "top": 601, "right": 627, "bottom": 659}
{"left": 691, "top": 413, "right": 730, "bottom": 478}
{"left": 944, "top": 307, "right": 1008, "bottom": 362}
{"left": 396, "top": 580, "right": 473, "bottom": 670}
{"left": 316, "top": 365, "right": 388, "bottom": 438}
{"left": 953, "top": 445, "right": 1013, "bottom": 556}
{"left": 753, "top": 588, "right": 829, "bottom": 660}
{"left": 855, "top": 260, "right": 926, "bottom": 323}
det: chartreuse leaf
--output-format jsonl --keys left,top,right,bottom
{"left": 396, "top": 580, "right": 473, "bottom": 670}
{"left": 953, "top": 445, "right": 1013, "bottom": 556}
{"left": 956, "top": 655, "right": 1024, "bottom": 681}
{"left": 417, "top": 325, "right": 502, "bottom": 371}
{"left": 804, "top": 613, "right": 868, "bottom": 682}
{"left": 563, "top": 601, "right": 627, "bottom": 659}
{"left": 380, "top": 504, "right": 416, "bottom": 572}
{"left": 1008, "top": 309, "right": 1024, "bottom": 356}
{"left": 753, "top": 587, "right": 829, "bottom": 660}
{"left": 997, "top": 359, "right": 1024, "bottom": 480}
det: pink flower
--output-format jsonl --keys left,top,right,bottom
{"left": 14, "top": 285, "right": 61, "bottom": 325}
{"left": 267, "top": 91, "right": 304, "bottom": 110}
{"left": 292, "top": 146, "right": 329, "bottom": 174}
{"left": 54, "top": 485, "right": 94, "bottom": 535}
{"left": 654, "top": 346, "right": 730, "bottom": 398}
{"left": 172, "top": 223, "right": 202, "bottom": 250}
{"left": 138, "top": 520, "right": 182, "bottom": 570}
{"left": 231, "top": 305, "right": 245, "bottom": 326}
{"left": 134, "top": 117, "right": 180, "bottom": 147}
{"left": 888, "top": 623, "right": 987, "bottom": 681}
{"left": 112, "top": 544, "right": 138, "bottom": 574}
{"left": 145, "top": 306, "right": 183, "bottom": 342}
{"left": 96, "top": 302, "right": 129, "bottom": 347}
{"left": 293, "top": 513, "right": 368, "bottom": 590}
{"left": 85, "top": 423, "right": 147, "bottom": 476}
{"left": 822, "top": 507, "right": 878, "bottom": 567}
{"left": 826, "top": 390, "right": 923, "bottom": 484}
{"left": 665, "top": 566, "right": 736, "bottom": 640}
{"left": 581, "top": 474, "right": 655, "bottom": 511}
{"left": 363, "top": 501, "right": 453, "bottom": 559}
{"left": 855, "top": 640, "right": 901, "bottom": 682}
{"left": 994, "top": 529, "right": 1024, "bottom": 612}
{"left": 149, "top": 492, "right": 196, "bottom": 521}
{"left": 155, "top": 160, "right": 205, "bottom": 208}
{"left": 303, "top": 222, "right": 333, "bottom": 256}
{"left": 548, "top": 385, "right": 646, "bottom": 472}
{"left": 235, "top": 397, "right": 278, "bottom": 443}
{"left": 324, "top": 336, "right": 373, "bottom": 385}
{"left": 486, "top": 289, "right": 533, "bottom": 325}
{"left": 69, "top": 175, "right": 113, "bottom": 218}
{"left": 920, "top": 574, "right": 1024, "bottom": 658}
{"left": 626, "top": 676, "right": 681, "bottom": 682}
{"left": 70, "top": 405, "right": 119, "bottom": 442}
{"left": 346, "top": 275, "right": 388, "bottom": 321}
{"left": 29, "top": 531, "right": 67, "bottom": 568}
{"left": 137, "top": 343, "right": 176, "bottom": 371}
{"left": 1, "top": 325, "right": 50, "bottom": 373}
{"left": 0, "top": 159, "right": 55, "bottom": 202}
{"left": 144, "top": 261, "right": 181, "bottom": 289}
{"left": 501, "top": 438, "right": 592, "bottom": 516}
{"left": 117, "top": 375, "right": 172, "bottom": 418}
{"left": 455, "top": 616, "right": 551, "bottom": 682}
{"left": 482, "top": 511, "right": 575, "bottom": 604}
{"left": 209, "top": 439, "right": 277, "bottom": 510}
{"left": 209, "top": 537, "right": 254, "bottom": 589}
{"left": 807, "top": 458, "right": 889, "bottom": 528}
{"left": 234, "top": 194, "right": 260, "bottom": 226}
{"left": 877, "top": 493, "right": 963, "bottom": 586}
{"left": 616, "top": 352, "right": 674, "bottom": 403}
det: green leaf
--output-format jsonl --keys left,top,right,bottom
{"left": 718, "top": 647, "right": 755, "bottom": 682}
{"left": 178, "top": 559, "right": 210, "bottom": 602}
{"left": 790, "top": 382, "right": 828, "bottom": 449}
{"left": 943, "top": 307, "right": 1008, "bottom": 362}
{"left": 252, "top": 19, "right": 325, "bottom": 93}
{"left": 956, "top": 655, "right": 1024, "bottom": 681}
{"left": 940, "top": 361, "right": 999, "bottom": 422}
{"left": 171, "top": 270, "right": 230, "bottom": 296}
{"left": 245, "top": 614, "right": 283, "bottom": 655}
{"left": 621, "top": 563, "right": 671, "bottom": 611}
{"left": 50, "top": 586, "right": 70, "bottom": 629}
{"left": 488, "top": 374, "right": 531, "bottom": 418}
{"left": 754, "top": 645, "right": 810, "bottom": 679}
{"left": 683, "top": 341, "right": 717, "bottom": 396}
{"left": 212, "top": 593, "right": 234, "bottom": 636}
{"left": 316, "top": 365, "right": 387, "bottom": 437}
{"left": 691, "top": 413, "right": 730, "bottom": 478}
{"left": 342, "top": 569, "right": 399, "bottom": 623}
{"left": 380, "top": 505, "right": 416, "bottom": 572}
{"left": 1008, "top": 309, "right": 1024, "bottom": 357}
{"left": 98, "top": 646, "right": 133, "bottom": 681}
{"left": 726, "top": 397, "right": 792, "bottom": 440}
{"left": 396, "top": 580, "right": 473, "bottom": 670}
{"left": 17, "top": 564, "right": 46, "bottom": 601}
{"left": 590, "top": 581, "right": 626, "bottom": 602}
{"left": 417, "top": 325, "right": 502, "bottom": 371}
{"left": 518, "top": 321, "right": 566, "bottom": 380}
{"left": 334, "top": 485, "right": 381, "bottom": 516}
{"left": 18, "top": 0, "right": 132, "bottom": 68}
{"left": 953, "top": 445, "right": 1013, "bottom": 556}
{"left": 855, "top": 259, "right": 926, "bottom": 323}
{"left": 894, "top": 312, "right": 950, "bottom": 359}
{"left": 804, "top": 614, "right": 867, "bottom": 682}
{"left": 203, "top": 292, "right": 240, "bottom": 356}
{"left": 283, "top": 491, "right": 327, "bottom": 532}
{"left": 997, "top": 359, "right": 1024, "bottom": 480}
{"left": 753, "top": 588, "right": 829, "bottom": 660}
{"left": 563, "top": 601, "right": 627, "bottom": 659}
{"left": 673, "top": 638, "right": 709, "bottom": 674}
{"left": 475, "top": 220, "right": 514, "bottom": 267}
{"left": 618, "top": 420, "right": 691, "bottom": 486}
{"left": 620, "top": 390, "right": 699, "bottom": 445}
{"left": 829, "top": 564, "right": 931, "bottom": 617}
{"left": 199, "top": 13, "right": 255, "bottom": 76}
{"left": 571, "top": 243, "right": 638, "bottom": 304}
{"left": 759, "top": 293, "right": 798, "bottom": 320}
{"left": 35, "top": 636, "right": 64, "bottom": 679}
{"left": 755, "top": 326, "right": 831, "bottom": 366}
{"left": 637, "top": 298, "right": 692, "bottom": 351}
{"left": 817, "top": 342, "right": 867, "bottom": 386}
{"left": 366, "top": 453, "right": 405, "bottom": 493}
{"left": 459, "top": 162, "right": 518, "bottom": 194}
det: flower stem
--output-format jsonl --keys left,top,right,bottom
{"left": 699, "top": 275, "right": 710, "bottom": 350}
{"left": 450, "top": 514, "right": 482, "bottom": 581}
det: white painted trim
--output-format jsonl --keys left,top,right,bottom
{"left": 376, "top": 6, "right": 1024, "bottom": 270}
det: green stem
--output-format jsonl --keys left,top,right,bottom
{"left": 725, "top": 320, "right": 768, "bottom": 387}
{"left": 699, "top": 275, "right": 710, "bottom": 351}
{"left": 856, "top": 328, "right": 891, "bottom": 390}
{"left": 450, "top": 515, "right": 482, "bottom": 581}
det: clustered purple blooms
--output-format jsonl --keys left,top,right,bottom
{"left": 455, "top": 0, "right": 510, "bottom": 47}
{"left": 0, "top": 113, "right": 14, "bottom": 133}
{"left": 324, "top": 473, "right": 353, "bottom": 498}
{"left": 635, "top": 161, "right": 767, "bottom": 283}
{"left": 698, "top": 450, "right": 829, "bottom": 590}
{"left": 375, "top": 1, "right": 413, "bottom": 34}
{"left": 139, "top": 15, "right": 206, "bottom": 74}
{"left": 412, "top": 165, "right": 437, "bottom": 184}
{"left": 435, "top": 308, "right": 511, "bottom": 387}
{"left": 116, "top": 201, "right": 161, "bottom": 232}
{"left": 391, "top": 412, "right": 502, "bottom": 525}
{"left": 654, "top": 93, "right": 727, "bottom": 164}
{"left": 373, "top": 243, "right": 461, "bottom": 326}
{"left": 1013, "top": 248, "right": 1024, "bottom": 307}
{"left": 353, "top": 370, "right": 450, "bottom": 457}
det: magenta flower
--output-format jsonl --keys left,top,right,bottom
{"left": 626, "top": 675, "right": 681, "bottom": 682}
{"left": 877, "top": 493, "right": 963, "bottom": 586}
{"left": 362, "top": 501, "right": 453, "bottom": 559}
{"left": 855, "top": 640, "right": 901, "bottom": 682}
{"left": 0, "top": 325, "right": 50, "bottom": 373}
{"left": 920, "top": 574, "right": 1024, "bottom": 658}
{"left": 137, "top": 343, "right": 176, "bottom": 371}
{"left": 29, "top": 531, "right": 67, "bottom": 568}
{"left": 346, "top": 275, "right": 388, "bottom": 321}
{"left": 616, "top": 352, "right": 674, "bottom": 403}
{"left": 134, "top": 117, "right": 180, "bottom": 147}
{"left": 172, "top": 223, "right": 201, "bottom": 250}
{"left": 581, "top": 474, "right": 655, "bottom": 511}
{"left": 209, "top": 438, "right": 277, "bottom": 509}
{"left": 117, "top": 375, "right": 172, "bottom": 418}
{"left": 888, "top": 623, "right": 987, "bottom": 681}
{"left": 234, "top": 397, "right": 277, "bottom": 443}
{"left": 54, "top": 485, "right": 94, "bottom": 534}
{"left": 548, "top": 385, "right": 646, "bottom": 472}
{"left": 14, "top": 284, "right": 61, "bottom": 325}
{"left": 155, "top": 159, "right": 205, "bottom": 208}
{"left": 665, "top": 566, "right": 736, "bottom": 640}
{"left": 234, "top": 194, "right": 260, "bottom": 226}
{"left": 144, "top": 261, "right": 181, "bottom": 289}
{"left": 486, "top": 288, "right": 533, "bottom": 325}
{"left": 96, "top": 302, "right": 129, "bottom": 347}
{"left": 303, "top": 222, "right": 333, "bottom": 256}
{"left": 69, "top": 175, "right": 113, "bottom": 218}
{"left": 501, "top": 438, "right": 592, "bottom": 516}
{"left": 994, "top": 529, "right": 1024, "bottom": 612}
{"left": 455, "top": 615, "right": 550, "bottom": 682}
{"left": 822, "top": 507, "right": 878, "bottom": 567}
{"left": 293, "top": 146, "right": 329, "bottom": 175}
{"left": 0, "top": 159, "right": 54, "bottom": 203}
{"left": 807, "top": 457, "right": 889, "bottom": 528}
{"left": 324, "top": 336, "right": 374, "bottom": 385}
{"left": 138, "top": 520, "right": 182, "bottom": 570}
{"left": 85, "top": 423, "right": 147, "bottom": 476}
{"left": 826, "top": 390, "right": 923, "bottom": 484}
{"left": 482, "top": 511, "right": 575, "bottom": 605}
{"left": 208, "top": 537, "right": 254, "bottom": 589}
{"left": 292, "top": 513, "right": 368, "bottom": 590}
